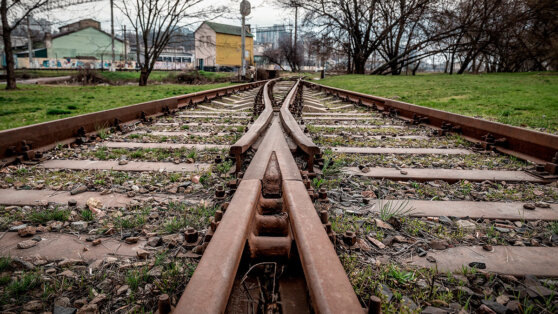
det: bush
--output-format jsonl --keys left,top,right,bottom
{"left": 72, "top": 68, "right": 108, "bottom": 85}
{"left": 256, "top": 68, "right": 269, "bottom": 80}
{"left": 171, "top": 70, "right": 231, "bottom": 84}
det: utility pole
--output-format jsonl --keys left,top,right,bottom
{"left": 110, "top": 0, "right": 115, "bottom": 70}
{"left": 240, "top": 0, "right": 251, "bottom": 80}
{"left": 135, "top": 18, "right": 140, "bottom": 70}
{"left": 123, "top": 25, "right": 127, "bottom": 63}
{"left": 27, "top": 16, "right": 33, "bottom": 67}
{"left": 293, "top": 5, "right": 297, "bottom": 72}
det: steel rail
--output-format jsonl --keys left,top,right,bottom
{"left": 0, "top": 81, "right": 267, "bottom": 165}
{"left": 230, "top": 79, "right": 278, "bottom": 172}
{"left": 280, "top": 79, "right": 321, "bottom": 171}
{"left": 174, "top": 80, "right": 362, "bottom": 313}
{"left": 303, "top": 81, "right": 558, "bottom": 169}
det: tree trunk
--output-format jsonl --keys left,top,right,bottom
{"left": 449, "top": 51, "right": 455, "bottom": 75}
{"left": 346, "top": 50, "right": 351, "bottom": 74}
{"left": 139, "top": 68, "right": 149, "bottom": 86}
{"left": 389, "top": 60, "right": 399, "bottom": 75}
{"left": 1, "top": 7, "right": 16, "bottom": 89}
{"left": 353, "top": 54, "right": 366, "bottom": 74}
{"left": 412, "top": 61, "right": 421, "bottom": 76}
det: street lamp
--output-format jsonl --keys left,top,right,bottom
{"left": 240, "top": 0, "right": 251, "bottom": 79}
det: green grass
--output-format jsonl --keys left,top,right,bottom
{"left": 12, "top": 70, "right": 233, "bottom": 82}
{"left": 28, "top": 208, "right": 70, "bottom": 224}
{"left": 0, "top": 83, "right": 233, "bottom": 130}
{"left": 1, "top": 272, "right": 42, "bottom": 305}
{"left": 318, "top": 72, "right": 558, "bottom": 132}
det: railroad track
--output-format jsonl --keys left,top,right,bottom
{"left": 0, "top": 77, "right": 557, "bottom": 313}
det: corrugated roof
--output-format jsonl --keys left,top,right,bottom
{"left": 204, "top": 21, "right": 254, "bottom": 37}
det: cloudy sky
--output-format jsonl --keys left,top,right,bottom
{"left": 36, "top": 0, "right": 295, "bottom": 36}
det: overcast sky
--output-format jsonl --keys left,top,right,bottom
{"left": 36, "top": 0, "right": 295, "bottom": 35}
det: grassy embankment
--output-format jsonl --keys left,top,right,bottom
{"left": 318, "top": 72, "right": 558, "bottom": 133}
{"left": 0, "top": 83, "right": 233, "bottom": 130}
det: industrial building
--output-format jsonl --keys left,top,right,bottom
{"left": 194, "top": 21, "right": 254, "bottom": 70}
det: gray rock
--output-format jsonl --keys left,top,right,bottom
{"left": 17, "top": 239, "right": 37, "bottom": 249}
{"left": 429, "top": 240, "right": 449, "bottom": 250}
{"left": 456, "top": 220, "right": 476, "bottom": 231}
{"left": 421, "top": 306, "right": 448, "bottom": 314}
{"left": 71, "top": 221, "right": 88, "bottom": 231}
{"left": 401, "top": 296, "right": 417, "bottom": 311}
{"left": 523, "top": 203, "right": 536, "bottom": 210}
{"left": 377, "top": 283, "right": 393, "bottom": 302}
{"left": 70, "top": 185, "right": 87, "bottom": 195}
{"left": 54, "top": 306, "right": 77, "bottom": 314}
{"left": 417, "top": 279, "right": 429, "bottom": 289}
{"left": 55, "top": 297, "right": 72, "bottom": 307}
{"left": 9, "top": 224, "right": 28, "bottom": 231}
{"left": 147, "top": 236, "right": 161, "bottom": 247}
{"left": 11, "top": 257, "right": 35, "bottom": 270}
{"left": 481, "top": 300, "right": 508, "bottom": 314}
{"left": 438, "top": 216, "right": 452, "bottom": 225}
{"left": 469, "top": 262, "right": 486, "bottom": 269}
{"left": 23, "top": 300, "right": 43, "bottom": 311}
{"left": 68, "top": 199, "right": 78, "bottom": 207}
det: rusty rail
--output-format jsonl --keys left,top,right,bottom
{"left": 0, "top": 81, "right": 268, "bottom": 165}
{"left": 303, "top": 81, "right": 558, "bottom": 174}
{"left": 175, "top": 80, "right": 362, "bottom": 313}
{"left": 280, "top": 79, "right": 321, "bottom": 171}
{"left": 230, "top": 79, "right": 278, "bottom": 172}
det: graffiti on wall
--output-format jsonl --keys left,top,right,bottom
{"left": 16, "top": 58, "right": 194, "bottom": 70}
{"left": 18, "top": 58, "right": 137, "bottom": 69}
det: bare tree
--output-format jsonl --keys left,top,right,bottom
{"left": 117, "top": 0, "right": 222, "bottom": 86}
{"left": 372, "top": 0, "right": 436, "bottom": 74}
{"left": 302, "top": 0, "right": 437, "bottom": 74}
{"left": 277, "top": 0, "right": 302, "bottom": 71}
{"left": 262, "top": 36, "right": 302, "bottom": 71}
{"left": 262, "top": 45, "right": 286, "bottom": 70}
{"left": 1, "top": 0, "right": 48, "bottom": 90}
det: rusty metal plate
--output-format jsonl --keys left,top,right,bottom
{"left": 365, "top": 200, "right": 558, "bottom": 221}
{"left": 409, "top": 246, "right": 558, "bottom": 277}
{"left": 344, "top": 167, "right": 546, "bottom": 183}
{"left": 332, "top": 147, "right": 472, "bottom": 155}
{"left": 0, "top": 232, "right": 146, "bottom": 263}
{"left": 101, "top": 142, "right": 227, "bottom": 150}
{"left": 302, "top": 112, "right": 371, "bottom": 117}
{"left": 303, "top": 117, "right": 381, "bottom": 121}
{"left": 309, "top": 124, "right": 405, "bottom": 129}
{"left": 40, "top": 160, "right": 210, "bottom": 172}
{"left": 0, "top": 188, "right": 183, "bottom": 208}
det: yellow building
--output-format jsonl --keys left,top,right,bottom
{"left": 194, "top": 21, "right": 254, "bottom": 69}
